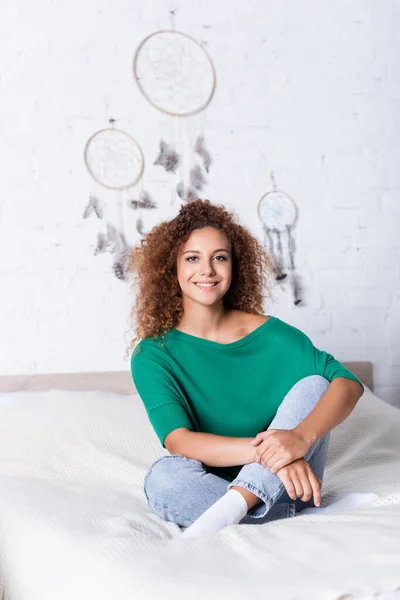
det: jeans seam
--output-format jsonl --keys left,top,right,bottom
{"left": 143, "top": 375, "right": 331, "bottom": 524}
{"left": 228, "top": 433, "right": 330, "bottom": 514}
{"left": 151, "top": 499, "right": 193, "bottom": 526}
{"left": 304, "top": 432, "right": 331, "bottom": 465}
{"left": 143, "top": 454, "right": 201, "bottom": 510}
{"left": 143, "top": 456, "right": 168, "bottom": 504}
{"left": 228, "top": 479, "right": 273, "bottom": 510}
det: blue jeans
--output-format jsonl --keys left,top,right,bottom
{"left": 144, "top": 375, "right": 331, "bottom": 527}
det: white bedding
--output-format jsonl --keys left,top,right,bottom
{"left": 0, "top": 386, "right": 399, "bottom": 600}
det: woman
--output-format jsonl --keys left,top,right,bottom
{"left": 128, "top": 199, "right": 364, "bottom": 540}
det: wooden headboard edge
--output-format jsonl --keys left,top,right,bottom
{"left": 0, "top": 362, "right": 373, "bottom": 394}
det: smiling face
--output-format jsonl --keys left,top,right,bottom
{"left": 176, "top": 227, "right": 232, "bottom": 308}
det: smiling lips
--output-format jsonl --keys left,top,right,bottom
{"left": 194, "top": 282, "right": 220, "bottom": 290}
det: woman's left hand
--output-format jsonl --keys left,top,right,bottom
{"left": 249, "top": 429, "right": 312, "bottom": 473}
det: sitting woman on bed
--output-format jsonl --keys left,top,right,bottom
{"left": 128, "top": 199, "right": 364, "bottom": 540}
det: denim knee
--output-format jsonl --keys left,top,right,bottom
{"left": 144, "top": 455, "right": 175, "bottom": 505}
{"left": 143, "top": 455, "right": 204, "bottom": 526}
{"left": 277, "top": 375, "right": 330, "bottom": 413}
{"left": 291, "top": 375, "right": 330, "bottom": 394}
{"left": 143, "top": 454, "right": 199, "bottom": 507}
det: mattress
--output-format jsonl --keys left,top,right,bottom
{"left": 0, "top": 385, "right": 399, "bottom": 600}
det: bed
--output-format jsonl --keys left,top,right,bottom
{"left": 0, "top": 363, "right": 399, "bottom": 600}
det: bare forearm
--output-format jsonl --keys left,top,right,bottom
{"left": 171, "top": 379, "right": 363, "bottom": 467}
{"left": 294, "top": 377, "right": 364, "bottom": 447}
{"left": 172, "top": 431, "right": 256, "bottom": 467}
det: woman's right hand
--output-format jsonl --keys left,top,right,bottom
{"left": 275, "top": 457, "right": 322, "bottom": 507}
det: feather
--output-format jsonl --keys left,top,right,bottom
{"left": 112, "top": 260, "right": 125, "bottom": 281}
{"left": 106, "top": 222, "right": 117, "bottom": 243}
{"left": 190, "top": 165, "right": 207, "bottom": 191}
{"left": 128, "top": 199, "right": 140, "bottom": 210}
{"left": 286, "top": 224, "right": 301, "bottom": 305}
{"left": 195, "top": 135, "right": 212, "bottom": 173}
{"left": 128, "top": 191, "right": 157, "bottom": 210}
{"left": 113, "top": 245, "right": 135, "bottom": 282}
{"left": 120, "top": 231, "right": 129, "bottom": 251}
{"left": 186, "top": 187, "right": 198, "bottom": 202}
{"left": 275, "top": 229, "right": 286, "bottom": 280}
{"left": 83, "top": 195, "right": 103, "bottom": 219}
{"left": 176, "top": 181, "right": 198, "bottom": 203}
{"left": 136, "top": 217, "right": 145, "bottom": 236}
{"left": 94, "top": 232, "right": 108, "bottom": 255}
{"left": 139, "top": 190, "right": 157, "bottom": 209}
{"left": 154, "top": 140, "right": 180, "bottom": 173}
{"left": 83, "top": 199, "right": 94, "bottom": 219}
{"left": 264, "top": 227, "right": 286, "bottom": 280}
{"left": 91, "top": 195, "right": 103, "bottom": 218}
{"left": 176, "top": 181, "right": 185, "bottom": 199}
{"left": 109, "top": 231, "right": 128, "bottom": 255}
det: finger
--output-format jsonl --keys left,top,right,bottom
{"left": 279, "top": 473, "right": 297, "bottom": 501}
{"left": 256, "top": 430, "right": 276, "bottom": 441}
{"left": 309, "top": 472, "right": 322, "bottom": 507}
{"left": 256, "top": 447, "right": 266, "bottom": 459}
{"left": 262, "top": 454, "right": 282, "bottom": 471}
{"left": 267, "top": 456, "right": 293, "bottom": 474}
{"left": 256, "top": 443, "right": 271, "bottom": 459}
{"left": 292, "top": 476, "right": 304, "bottom": 500}
{"left": 262, "top": 430, "right": 276, "bottom": 437}
{"left": 250, "top": 438, "right": 263, "bottom": 446}
{"left": 298, "top": 477, "right": 313, "bottom": 503}
{"left": 261, "top": 451, "right": 277, "bottom": 467}
{"left": 256, "top": 432, "right": 274, "bottom": 445}
{"left": 250, "top": 434, "right": 262, "bottom": 445}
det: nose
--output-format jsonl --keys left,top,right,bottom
{"left": 200, "top": 260, "right": 216, "bottom": 277}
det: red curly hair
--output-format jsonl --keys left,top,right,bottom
{"left": 126, "top": 199, "right": 274, "bottom": 356}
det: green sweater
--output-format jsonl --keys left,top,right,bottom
{"left": 131, "top": 316, "right": 363, "bottom": 481}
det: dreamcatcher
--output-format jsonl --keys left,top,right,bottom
{"left": 133, "top": 16, "right": 216, "bottom": 205}
{"left": 258, "top": 173, "right": 301, "bottom": 305}
{"left": 83, "top": 120, "right": 154, "bottom": 281}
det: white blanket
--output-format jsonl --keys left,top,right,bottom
{"left": 0, "top": 386, "right": 399, "bottom": 600}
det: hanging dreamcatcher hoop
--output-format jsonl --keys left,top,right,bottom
{"left": 84, "top": 126, "right": 144, "bottom": 190}
{"left": 133, "top": 26, "right": 216, "bottom": 206}
{"left": 83, "top": 122, "right": 146, "bottom": 281}
{"left": 133, "top": 29, "right": 216, "bottom": 117}
{"left": 258, "top": 173, "right": 301, "bottom": 305}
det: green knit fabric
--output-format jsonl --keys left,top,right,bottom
{"left": 131, "top": 316, "right": 363, "bottom": 481}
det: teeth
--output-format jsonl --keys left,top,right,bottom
{"left": 195, "top": 282, "right": 217, "bottom": 287}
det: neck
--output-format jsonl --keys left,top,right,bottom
{"left": 177, "top": 298, "right": 231, "bottom": 337}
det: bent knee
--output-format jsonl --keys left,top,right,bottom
{"left": 143, "top": 454, "right": 200, "bottom": 504}
{"left": 291, "top": 375, "right": 329, "bottom": 394}
{"left": 279, "top": 375, "right": 330, "bottom": 414}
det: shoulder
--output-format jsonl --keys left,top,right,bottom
{"left": 230, "top": 310, "right": 270, "bottom": 334}
{"left": 130, "top": 335, "right": 169, "bottom": 367}
{"left": 270, "top": 318, "right": 314, "bottom": 347}
{"left": 239, "top": 312, "right": 313, "bottom": 344}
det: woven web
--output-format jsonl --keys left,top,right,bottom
{"left": 134, "top": 31, "right": 214, "bottom": 115}
{"left": 259, "top": 191, "right": 297, "bottom": 231}
{"left": 85, "top": 130, "right": 143, "bottom": 189}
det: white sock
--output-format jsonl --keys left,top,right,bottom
{"left": 300, "top": 492, "right": 379, "bottom": 516}
{"left": 181, "top": 489, "right": 249, "bottom": 540}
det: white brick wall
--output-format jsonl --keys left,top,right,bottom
{"left": 0, "top": 0, "right": 399, "bottom": 406}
